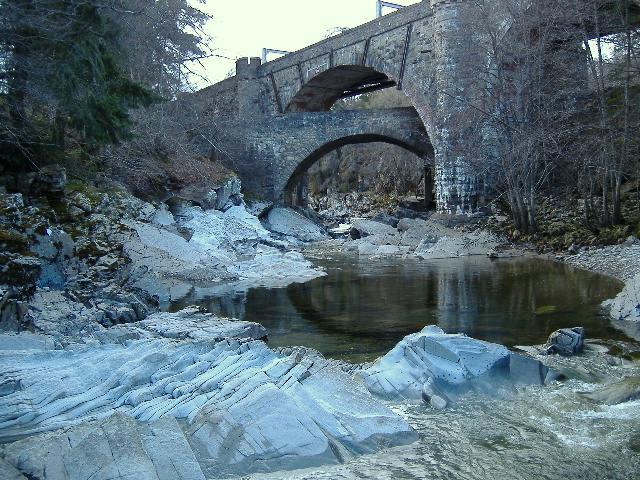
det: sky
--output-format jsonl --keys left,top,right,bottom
{"left": 195, "top": 0, "right": 420, "bottom": 85}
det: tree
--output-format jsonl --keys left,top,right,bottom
{"left": 0, "top": 0, "right": 155, "bottom": 167}
{"left": 572, "top": 0, "right": 640, "bottom": 225}
{"left": 111, "top": 0, "right": 214, "bottom": 98}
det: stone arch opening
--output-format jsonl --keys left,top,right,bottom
{"left": 283, "top": 133, "right": 435, "bottom": 207}
{"left": 285, "top": 65, "right": 397, "bottom": 113}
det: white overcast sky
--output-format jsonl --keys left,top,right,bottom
{"left": 195, "top": 0, "right": 420, "bottom": 85}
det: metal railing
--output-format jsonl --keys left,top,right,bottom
{"left": 261, "top": 48, "right": 291, "bottom": 63}
{"left": 376, "top": 0, "right": 404, "bottom": 18}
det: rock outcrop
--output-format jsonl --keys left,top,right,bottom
{"left": 340, "top": 216, "right": 509, "bottom": 259}
{"left": 0, "top": 335, "right": 415, "bottom": 476}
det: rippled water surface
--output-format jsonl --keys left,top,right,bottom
{"left": 177, "top": 255, "right": 628, "bottom": 362}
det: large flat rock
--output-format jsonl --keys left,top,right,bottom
{"left": 265, "top": 208, "right": 327, "bottom": 242}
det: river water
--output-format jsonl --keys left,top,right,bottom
{"left": 172, "top": 254, "right": 640, "bottom": 479}
{"left": 174, "top": 254, "right": 629, "bottom": 362}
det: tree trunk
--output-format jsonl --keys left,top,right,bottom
{"left": 602, "top": 172, "right": 610, "bottom": 226}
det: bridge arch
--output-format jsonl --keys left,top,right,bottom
{"left": 285, "top": 65, "right": 397, "bottom": 113}
{"left": 281, "top": 129, "right": 434, "bottom": 206}
{"left": 277, "top": 61, "right": 435, "bottom": 206}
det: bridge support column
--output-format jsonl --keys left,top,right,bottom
{"left": 430, "top": 0, "right": 486, "bottom": 215}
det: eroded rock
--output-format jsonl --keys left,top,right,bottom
{"left": 605, "top": 273, "right": 640, "bottom": 322}
{"left": 0, "top": 337, "right": 415, "bottom": 476}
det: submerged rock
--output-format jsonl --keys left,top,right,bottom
{"left": 580, "top": 376, "right": 640, "bottom": 405}
{"left": 544, "top": 327, "right": 585, "bottom": 356}
{"left": 0, "top": 336, "right": 415, "bottom": 476}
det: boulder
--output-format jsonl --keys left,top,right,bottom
{"left": 544, "top": 327, "right": 585, "bottom": 356}
{"left": 351, "top": 219, "right": 397, "bottom": 238}
{"left": 265, "top": 208, "right": 327, "bottom": 242}
{"left": 360, "top": 326, "right": 550, "bottom": 402}
{"left": 605, "top": 273, "right": 640, "bottom": 322}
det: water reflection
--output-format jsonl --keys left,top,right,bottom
{"left": 173, "top": 256, "right": 626, "bottom": 362}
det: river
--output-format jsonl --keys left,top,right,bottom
{"left": 170, "top": 254, "right": 640, "bottom": 479}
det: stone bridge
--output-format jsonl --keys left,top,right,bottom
{"left": 180, "top": 0, "right": 639, "bottom": 214}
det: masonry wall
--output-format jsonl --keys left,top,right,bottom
{"left": 201, "top": 108, "right": 431, "bottom": 203}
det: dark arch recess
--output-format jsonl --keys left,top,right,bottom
{"left": 286, "top": 65, "right": 395, "bottom": 113}
{"left": 283, "top": 133, "right": 434, "bottom": 204}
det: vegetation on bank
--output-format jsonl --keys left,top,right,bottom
{"left": 0, "top": 0, "right": 226, "bottom": 196}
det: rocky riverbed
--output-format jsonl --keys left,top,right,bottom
{"left": 1, "top": 171, "right": 639, "bottom": 479}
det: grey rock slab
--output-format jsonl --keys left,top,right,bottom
{"left": 0, "top": 458, "right": 27, "bottom": 480}
{"left": 351, "top": 219, "right": 397, "bottom": 238}
{"left": 0, "top": 332, "right": 56, "bottom": 351}
{"left": 0, "top": 338, "right": 413, "bottom": 475}
{"left": 139, "top": 417, "right": 206, "bottom": 480}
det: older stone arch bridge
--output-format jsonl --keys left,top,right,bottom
{"left": 179, "top": 0, "right": 637, "bottom": 214}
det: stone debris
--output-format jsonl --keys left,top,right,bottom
{"left": 0, "top": 337, "right": 415, "bottom": 477}
{"left": 339, "top": 216, "right": 508, "bottom": 259}
{"left": 566, "top": 243, "right": 640, "bottom": 281}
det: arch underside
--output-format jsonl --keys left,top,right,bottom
{"left": 286, "top": 66, "right": 396, "bottom": 112}
{"left": 283, "top": 133, "right": 434, "bottom": 202}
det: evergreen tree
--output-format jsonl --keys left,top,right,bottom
{"left": 0, "top": 0, "right": 156, "bottom": 167}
